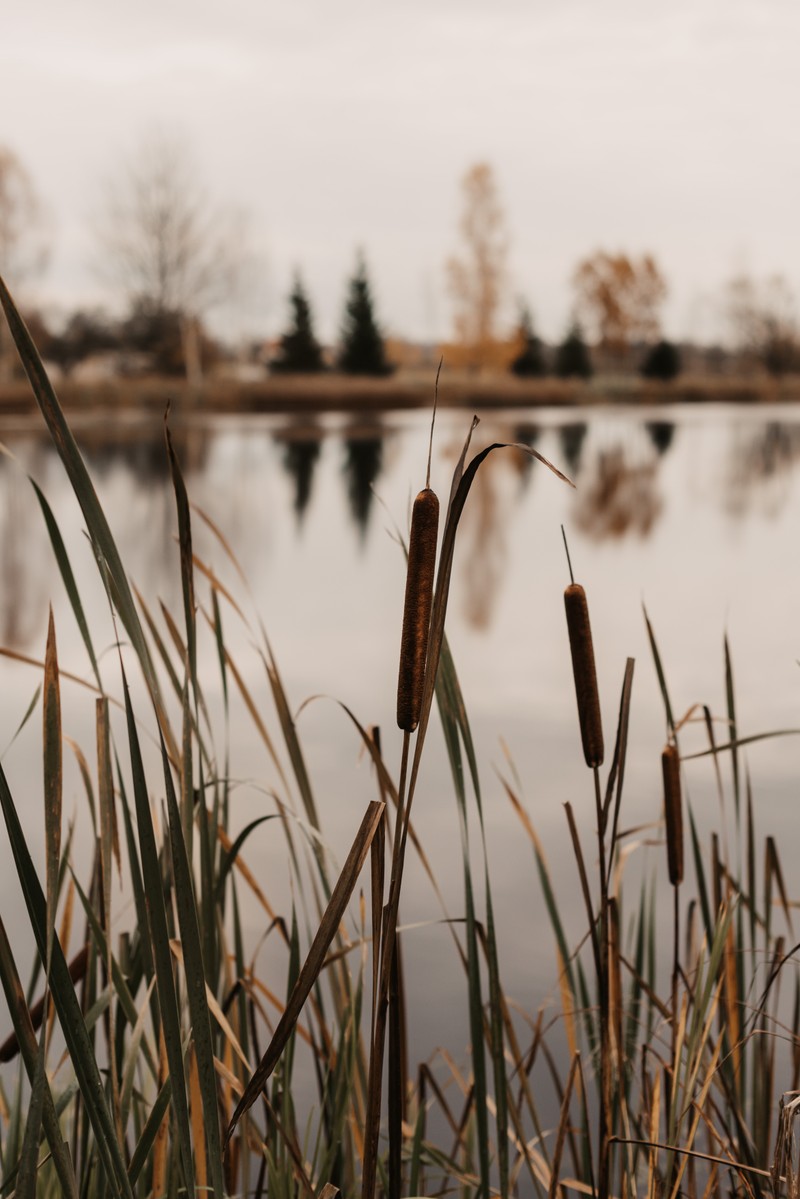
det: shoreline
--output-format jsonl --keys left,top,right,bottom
{"left": 1, "top": 371, "right": 799, "bottom": 416}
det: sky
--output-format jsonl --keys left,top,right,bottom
{"left": 2, "top": 0, "right": 799, "bottom": 345}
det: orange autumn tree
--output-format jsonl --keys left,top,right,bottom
{"left": 573, "top": 251, "right": 667, "bottom": 359}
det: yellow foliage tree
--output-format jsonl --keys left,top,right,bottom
{"left": 573, "top": 251, "right": 667, "bottom": 357}
{"left": 446, "top": 163, "right": 508, "bottom": 372}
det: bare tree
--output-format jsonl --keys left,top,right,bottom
{"left": 0, "top": 147, "right": 48, "bottom": 380}
{"left": 573, "top": 251, "right": 667, "bottom": 358}
{"left": 727, "top": 273, "right": 798, "bottom": 376}
{"left": 96, "top": 135, "right": 249, "bottom": 380}
{"left": 446, "top": 163, "right": 509, "bottom": 372}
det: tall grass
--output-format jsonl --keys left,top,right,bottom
{"left": 0, "top": 269, "right": 798, "bottom": 1199}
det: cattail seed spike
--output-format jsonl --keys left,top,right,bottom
{"left": 662, "top": 743, "right": 683, "bottom": 886}
{"left": 396, "top": 488, "right": 439, "bottom": 732}
{"left": 564, "top": 582, "right": 604, "bottom": 767}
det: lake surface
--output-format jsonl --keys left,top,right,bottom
{"left": 1, "top": 401, "right": 799, "bottom": 1099}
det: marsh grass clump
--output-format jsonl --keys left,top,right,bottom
{"left": 0, "top": 269, "right": 798, "bottom": 1199}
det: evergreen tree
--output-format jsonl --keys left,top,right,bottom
{"left": 641, "top": 339, "right": 681, "bottom": 381}
{"left": 555, "top": 322, "right": 593, "bottom": 379}
{"left": 272, "top": 274, "right": 325, "bottom": 373}
{"left": 510, "top": 304, "right": 547, "bottom": 377}
{"left": 337, "top": 254, "right": 392, "bottom": 376}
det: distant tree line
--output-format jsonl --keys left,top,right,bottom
{"left": 2, "top": 142, "right": 800, "bottom": 385}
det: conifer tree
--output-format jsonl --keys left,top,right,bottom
{"left": 640, "top": 339, "right": 681, "bottom": 381}
{"left": 555, "top": 322, "right": 593, "bottom": 379}
{"left": 272, "top": 273, "right": 325, "bottom": 373}
{"left": 337, "top": 253, "right": 392, "bottom": 376}
{"left": 510, "top": 303, "right": 547, "bottom": 377}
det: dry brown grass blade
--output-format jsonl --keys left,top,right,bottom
{"left": 192, "top": 552, "right": 249, "bottom": 623}
{"left": 548, "top": 1052, "right": 581, "bottom": 1199}
{"left": 223, "top": 799, "right": 384, "bottom": 1150}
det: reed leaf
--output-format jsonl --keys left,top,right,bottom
{"left": 0, "top": 758, "right": 134, "bottom": 1199}
{"left": 0, "top": 273, "right": 179, "bottom": 760}
{"left": 161, "top": 731, "right": 225, "bottom": 1199}
{"left": 224, "top": 799, "right": 384, "bottom": 1147}
{"left": 0, "top": 918, "right": 78, "bottom": 1198}
{"left": 121, "top": 672, "right": 196, "bottom": 1197}
{"left": 31, "top": 479, "right": 102, "bottom": 690}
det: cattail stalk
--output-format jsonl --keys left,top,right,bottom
{"left": 396, "top": 488, "right": 439, "bottom": 732}
{"left": 564, "top": 583, "right": 604, "bottom": 768}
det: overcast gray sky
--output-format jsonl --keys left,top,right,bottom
{"left": 3, "top": 0, "right": 798, "bottom": 344}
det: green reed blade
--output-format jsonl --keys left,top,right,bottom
{"left": 43, "top": 611, "right": 61, "bottom": 973}
{"left": 161, "top": 731, "right": 225, "bottom": 1199}
{"left": 127, "top": 1074, "right": 173, "bottom": 1186}
{"left": 0, "top": 273, "right": 177, "bottom": 760}
{"left": 121, "top": 673, "right": 195, "bottom": 1197}
{"left": 30, "top": 479, "right": 102, "bottom": 690}
{"left": 15, "top": 1017, "right": 47, "bottom": 1199}
{"left": 435, "top": 657, "right": 490, "bottom": 1199}
{"left": 224, "top": 799, "right": 384, "bottom": 1149}
{"left": 1, "top": 683, "right": 41, "bottom": 761}
{"left": 724, "top": 635, "right": 740, "bottom": 824}
{"left": 165, "top": 419, "right": 197, "bottom": 685}
{"left": 70, "top": 871, "right": 158, "bottom": 1079}
{"left": 215, "top": 815, "right": 278, "bottom": 902}
{"left": 643, "top": 606, "right": 675, "bottom": 738}
{"left": 0, "top": 918, "right": 78, "bottom": 1199}
{"left": 0, "top": 759, "right": 133, "bottom": 1199}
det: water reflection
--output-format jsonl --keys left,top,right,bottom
{"left": 78, "top": 421, "right": 210, "bottom": 482}
{"left": 558, "top": 423, "right": 587, "bottom": 478}
{"left": 512, "top": 423, "right": 540, "bottom": 489}
{"left": 341, "top": 423, "right": 384, "bottom": 540}
{"left": 0, "top": 448, "right": 51, "bottom": 648}
{"left": 645, "top": 420, "right": 676, "bottom": 457}
{"left": 456, "top": 451, "right": 511, "bottom": 630}
{"left": 274, "top": 422, "right": 323, "bottom": 524}
{"left": 725, "top": 421, "right": 800, "bottom": 518}
{"left": 572, "top": 444, "right": 662, "bottom": 539}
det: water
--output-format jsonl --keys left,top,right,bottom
{"left": 1, "top": 401, "right": 799, "bottom": 1114}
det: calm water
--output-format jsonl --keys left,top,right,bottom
{"left": 1, "top": 401, "right": 799, "bottom": 1089}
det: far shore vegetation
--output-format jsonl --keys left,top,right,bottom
{"left": 2, "top": 146, "right": 800, "bottom": 404}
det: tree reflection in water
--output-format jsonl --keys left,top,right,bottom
{"left": 572, "top": 444, "right": 662, "bottom": 539}
{"left": 512, "top": 423, "right": 540, "bottom": 490}
{"left": 341, "top": 424, "right": 384, "bottom": 541}
{"left": 725, "top": 421, "right": 800, "bottom": 518}
{"left": 558, "top": 423, "right": 587, "bottom": 479}
{"left": 0, "top": 441, "right": 52, "bottom": 649}
{"left": 646, "top": 420, "right": 675, "bottom": 457}
{"left": 275, "top": 423, "right": 323, "bottom": 524}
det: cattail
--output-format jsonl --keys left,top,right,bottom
{"left": 662, "top": 743, "right": 683, "bottom": 886}
{"left": 564, "top": 583, "right": 604, "bottom": 767}
{"left": 396, "top": 488, "right": 439, "bottom": 732}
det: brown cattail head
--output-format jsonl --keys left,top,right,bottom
{"left": 396, "top": 488, "right": 439, "bottom": 731}
{"left": 564, "top": 583, "right": 604, "bottom": 767}
{"left": 661, "top": 743, "right": 683, "bottom": 886}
